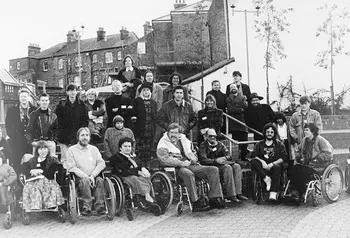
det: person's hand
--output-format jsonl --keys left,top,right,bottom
{"left": 141, "top": 167, "right": 150, "bottom": 178}
{"left": 112, "top": 108, "right": 119, "bottom": 112}
{"left": 30, "top": 169, "right": 43, "bottom": 176}
{"left": 266, "top": 163, "right": 274, "bottom": 170}
{"left": 88, "top": 175, "right": 95, "bottom": 188}
{"left": 215, "top": 157, "right": 226, "bottom": 164}
{"left": 182, "top": 160, "right": 191, "bottom": 167}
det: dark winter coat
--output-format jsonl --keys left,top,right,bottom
{"left": 27, "top": 108, "right": 58, "bottom": 143}
{"left": 109, "top": 152, "right": 141, "bottom": 177}
{"left": 206, "top": 90, "right": 227, "bottom": 112}
{"left": 225, "top": 83, "right": 251, "bottom": 100}
{"left": 197, "top": 108, "right": 223, "bottom": 138}
{"left": 84, "top": 99, "right": 105, "bottom": 117}
{"left": 198, "top": 140, "right": 231, "bottom": 166}
{"left": 117, "top": 66, "right": 142, "bottom": 83}
{"left": 54, "top": 97, "right": 89, "bottom": 145}
{"left": 226, "top": 93, "right": 248, "bottom": 133}
{"left": 117, "top": 67, "right": 142, "bottom": 99}
{"left": 163, "top": 85, "right": 189, "bottom": 103}
{"left": 132, "top": 97, "right": 157, "bottom": 138}
{"left": 245, "top": 104, "right": 275, "bottom": 139}
{"left": 105, "top": 94, "right": 133, "bottom": 129}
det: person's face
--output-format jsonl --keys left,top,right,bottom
{"left": 300, "top": 101, "right": 310, "bottom": 111}
{"left": 174, "top": 89, "right": 184, "bottom": 101}
{"left": 304, "top": 128, "right": 313, "bottom": 139}
{"left": 233, "top": 75, "right": 242, "bottom": 84}
{"left": 39, "top": 96, "right": 50, "bottom": 110}
{"left": 208, "top": 134, "right": 217, "bottom": 144}
{"left": 276, "top": 119, "right": 284, "bottom": 126}
{"left": 87, "top": 92, "right": 96, "bottom": 101}
{"left": 212, "top": 82, "right": 220, "bottom": 91}
{"left": 112, "top": 80, "right": 123, "bottom": 94}
{"left": 19, "top": 92, "right": 29, "bottom": 105}
{"left": 120, "top": 142, "right": 132, "bottom": 155}
{"left": 67, "top": 89, "right": 77, "bottom": 99}
{"left": 230, "top": 83, "right": 238, "bottom": 94}
{"left": 115, "top": 122, "right": 124, "bottom": 129}
{"left": 172, "top": 75, "right": 180, "bottom": 86}
{"left": 38, "top": 147, "right": 49, "bottom": 157}
{"left": 251, "top": 98, "right": 260, "bottom": 107}
{"left": 168, "top": 128, "right": 180, "bottom": 143}
{"left": 205, "top": 99, "right": 214, "bottom": 108}
{"left": 145, "top": 73, "right": 154, "bottom": 83}
{"left": 142, "top": 88, "right": 151, "bottom": 98}
{"left": 265, "top": 127, "right": 275, "bottom": 140}
{"left": 125, "top": 57, "right": 132, "bottom": 68}
{"left": 78, "top": 130, "right": 90, "bottom": 146}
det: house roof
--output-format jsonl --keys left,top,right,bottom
{"left": 182, "top": 58, "right": 236, "bottom": 85}
{"left": 32, "top": 32, "right": 139, "bottom": 59}
{"left": 0, "top": 69, "right": 20, "bottom": 86}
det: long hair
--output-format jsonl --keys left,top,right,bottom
{"left": 263, "top": 123, "right": 278, "bottom": 141}
{"left": 204, "top": 94, "right": 217, "bottom": 109}
{"left": 34, "top": 140, "right": 51, "bottom": 159}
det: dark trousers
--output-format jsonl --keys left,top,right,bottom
{"left": 231, "top": 131, "right": 248, "bottom": 160}
{"left": 288, "top": 164, "right": 317, "bottom": 196}
{"left": 251, "top": 159, "right": 282, "bottom": 192}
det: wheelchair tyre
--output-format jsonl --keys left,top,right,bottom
{"left": 126, "top": 208, "right": 134, "bottom": 221}
{"left": 110, "top": 176, "right": 125, "bottom": 216}
{"left": 104, "top": 177, "right": 116, "bottom": 221}
{"left": 3, "top": 213, "right": 12, "bottom": 229}
{"left": 22, "top": 211, "right": 30, "bottom": 225}
{"left": 151, "top": 171, "right": 174, "bottom": 210}
{"left": 58, "top": 206, "right": 66, "bottom": 223}
{"left": 321, "top": 164, "right": 344, "bottom": 203}
{"left": 345, "top": 165, "right": 350, "bottom": 194}
{"left": 176, "top": 202, "right": 183, "bottom": 216}
{"left": 68, "top": 178, "right": 77, "bottom": 224}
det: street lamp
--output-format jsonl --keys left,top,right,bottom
{"left": 73, "top": 25, "right": 85, "bottom": 89}
{"left": 230, "top": 1, "right": 260, "bottom": 87}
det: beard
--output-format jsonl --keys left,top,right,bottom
{"left": 79, "top": 139, "right": 89, "bottom": 147}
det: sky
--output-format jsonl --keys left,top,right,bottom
{"left": 1, "top": 0, "right": 350, "bottom": 107}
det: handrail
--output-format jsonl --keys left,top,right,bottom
{"left": 189, "top": 94, "right": 263, "bottom": 136}
{"left": 221, "top": 133, "right": 260, "bottom": 146}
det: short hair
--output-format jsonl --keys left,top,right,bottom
{"left": 173, "top": 85, "right": 184, "bottom": 92}
{"left": 86, "top": 88, "right": 98, "bottom": 98}
{"left": 39, "top": 93, "right": 50, "bottom": 99}
{"left": 123, "top": 55, "right": 134, "bottom": 65}
{"left": 167, "top": 123, "right": 183, "bottom": 133}
{"left": 18, "top": 88, "right": 30, "bottom": 95}
{"left": 304, "top": 123, "right": 319, "bottom": 136}
{"left": 262, "top": 123, "right": 278, "bottom": 140}
{"left": 66, "top": 84, "right": 77, "bottom": 91}
{"left": 299, "top": 96, "right": 311, "bottom": 104}
{"left": 211, "top": 80, "right": 220, "bottom": 86}
{"left": 34, "top": 140, "right": 51, "bottom": 158}
{"left": 76, "top": 127, "right": 90, "bottom": 140}
{"left": 232, "top": 71, "right": 242, "bottom": 77}
{"left": 118, "top": 137, "right": 134, "bottom": 148}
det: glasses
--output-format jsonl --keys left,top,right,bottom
{"left": 208, "top": 135, "right": 216, "bottom": 138}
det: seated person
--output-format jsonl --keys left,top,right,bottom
{"left": 286, "top": 123, "right": 333, "bottom": 201}
{"left": 250, "top": 123, "right": 288, "bottom": 201}
{"left": 104, "top": 115, "right": 135, "bottom": 159}
{"left": 22, "top": 141, "right": 64, "bottom": 211}
{"left": 157, "top": 123, "right": 225, "bottom": 212}
{"left": 109, "top": 137, "right": 162, "bottom": 216}
{"left": 0, "top": 151, "right": 17, "bottom": 207}
{"left": 66, "top": 127, "right": 106, "bottom": 216}
{"left": 198, "top": 129, "right": 248, "bottom": 204}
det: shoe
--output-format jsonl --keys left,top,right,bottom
{"left": 269, "top": 192, "right": 278, "bottom": 201}
{"left": 264, "top": 176, "right": 272, "bottom": 191}
{"left": 237, "top": 194, "right": 248, "bottom": 201}
{"left": 96, "top": 206, "right": 106, "bottom": 216}
{"left": 80, "top": 207, "right": 91, "bottom": 216}
{"left": 227, "top": 196, "right": 242, "bottom": 204}
{"left": 150, "top": 203, "right": 161, "bottom": 216}
{"left": 209, "top": 197, "right": 226, "bottom": 209}
{"left": 192, "top": 200, "right": 211, "bottom": 212}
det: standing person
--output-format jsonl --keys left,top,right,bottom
{"left": 244, "top": 93, "right": 275, "bottom": 140}
{"left": 225, "top": 71, "right": 251, "bottom": 100}
{"left": 55, "top": 84, "right": 89, "bottom": 167}
{"left": 0, "top": 129, "right": 11, "bottom": 163}
{"left": 5, "top": 88, "right": 37, "bottom": 174}
{"left": 27, "top": 93, "right": 58, "bottom": 155}
{"left": 156, "top": 85, "right": 197, "bottom": 136}
{"left": 105, "top": 80, "right": 133, "bottom": 129}
{"left": 206, "top": 80, "right": 227, "bottom": 113}
{"left": 132, "top": 83, "right": 157, "bottom": 167}
{"left": 84, "top": 89, "right": 105, "bottom": 143}
{"left": 163, "top": 72, "right": 189, "bottom": 103}
{"left": 197, "top": 94, "right": 223, "bottom": 145}
{"left": 117, "top": 55, "right": 142, "bottom": 99}
{"left": 66, "top": 127, "right": 106, "bottom": 215}
{"left": 135, "top": 70, "right": 163, "bottom": 111}
{"left": 226, "top": 83, "right": 249, "bottom": 160}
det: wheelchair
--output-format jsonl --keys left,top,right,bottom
{"left": 65, "top": 172, "right": 116, "bottom": 224}
{"left": 283, "top": 163, "right": 344, "bottom": 206}
{"left": 2, "top": 183, "right": 17, "bottom": 229}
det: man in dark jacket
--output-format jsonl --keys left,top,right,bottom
{"left": 27, "top": 93, "right": 58, "bottom": 155}
{"left": 244, "top": 93, "right": 274, "bottom": 140}
{"left": 225, "top": 71, "right": 251, "bottom": 100}
{"left": 105, "top": 79, "right": 133, "bottom": 129}
{"left": 156, "top": 85, "right": 197, "bottom": 136}
{"left": 85, "top": 88, "right": 105, "bottom": 143}
{"left": 5, "top": 88, "right": 37, "bottom": 173}
{"left": 55, "top": 84, "right": 89, "bottom": 166}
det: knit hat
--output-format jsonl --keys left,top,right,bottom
{"left": 138, "top": 83, "right": 153, "bottom": 93}
{"left": 113, "top": 115, "right": 124, "bottom": 125}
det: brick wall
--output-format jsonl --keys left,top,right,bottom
{"left": 152, "top": 21, "right": 174, "bottom": 63}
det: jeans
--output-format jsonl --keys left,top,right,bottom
{"left": 218, "top": 163, "right": 243, "bottom": 197}
{"left": 77, "top": 176, "right": 105, "bottom": 210}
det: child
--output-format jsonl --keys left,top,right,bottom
{"left": 0, "top": 151, "right": 17, "bottom": 207}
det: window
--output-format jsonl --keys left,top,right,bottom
{"left": 74, "top": 57, "right": 81, "bottom": 67}
{"left": 58, "top": 78, "right": 64, "bottom": 88}
{"left": 43, "top": 61, "right": 48, "bottom": 71}
{"left": 74, "top": 76, "right": 81, "bottom": 87}
{"left": 16, "top": 61, "right": 21, "bottom": 70}
{"left": 92, "top": 54, "right": 98, "bottom": 63}
{"left": 105, "top": 52, "right": 113, "bottom": 63}
{"left": 117, "top": 51, "right": 122, "bottom": 61}
{"left": 5, "top": 86, "right": 14, "bottom": 92}
{"left": 58, "top": 59, "right": 64, "bottom": 70}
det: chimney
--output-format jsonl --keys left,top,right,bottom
{"left": 67, "top": 30, "right": 77, "bottom": 43}
{"left": 174, "top": 0, "right": 186, "bottom": 9}
{"left": 120, "top": 27, "right": 129, "bottom": 40}
{"left": 143, "top": 21, "right": 153, "bottom": 36}
{"left": 28, "top": 43, "right": 41, "bottom": 56}
{"left": 97, "top": 27, "right": 106, "bottom": 41}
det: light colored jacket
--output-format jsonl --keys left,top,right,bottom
{"left": 298, "top": 135, "right": 333, "bottom": 167}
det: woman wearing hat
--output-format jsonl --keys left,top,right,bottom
{"left": 132, "top": 83, "right": 158, "bottom": 167}
{"left": 135, "top": 70, "right": 163, "bottom": 110}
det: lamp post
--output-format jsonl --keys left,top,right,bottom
{"left": 75, "top": 25, "right": 84, "bottom": 89}
{"left": 230, "top": 2, "right": 260, "bottom": 87}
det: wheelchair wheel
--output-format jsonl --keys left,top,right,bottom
{"left": 151, "top": 171, "right": 174, "bottom": 210}
{"left": 57, "top": 206, "right": 66, "bottom": 223}
{"left": 252, "top": 171, "right": 258, "bottom": 201}
{"left": 321, "top": 164, "right": 344, "bottom": 203}
{"left": 68, "top": 178, "right": 78, "bottom": 224}
{"left": 3, "top": 212, "right": 12, "bottom": 229}
{"left": 22, "top": 211, "right": 30, "bottom": 225}
{"left": 176, "top": 202, "right": 183, "bottom": 216}
{"left": 345, "top": 165, "right": 350, "bottom": 194}
{"left": 126, "top": 208, "right": 134, "bottom": 221}
{"left": 104, "top": 177, "right": 116, "bottom": 221}
{"left": 110, "top": 176, "right": 125, "bottom": 216}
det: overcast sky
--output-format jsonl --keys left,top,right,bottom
{"left": 1, "top": 0, "right": 350, "bottom": 107}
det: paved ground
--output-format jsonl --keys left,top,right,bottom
{"left": 1, "top": 193, "right": 349, "bottom": 238}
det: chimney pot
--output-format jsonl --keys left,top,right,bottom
{"left": 28, "top": 43, "right": 41, "bottom": 56}
{"left": 97, "top": 27, "right": 106, "bottom": 41}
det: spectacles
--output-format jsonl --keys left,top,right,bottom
{"left": 208, "top": 135, "right": 216, "bottom": 138}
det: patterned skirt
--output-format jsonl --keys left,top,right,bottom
{"left": 22, "top": 177, "right": 64, "bottom": 210}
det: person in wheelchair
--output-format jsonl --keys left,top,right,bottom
{"left": 22, "top": 140, "right": 64, "bottom": 211}
{"left": 198, "top": 129, "right": 248, "bottom": 204}
{"left": 285, "top": 123, "right": 333, "bottom": 202}
{"left": 157, "top": 123, "right": 225, "bottom": 212}
{"left": 66, "top": 127, "right": 106, "bottom": 216}
{"left": 250, "top": 123, "right": 288, "bottom": 201}
{"left": 0, "top": 151, "right": 17, "bottom": 208}
{"left": 109, "top": 137, "right": 162, "bottom": 216}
